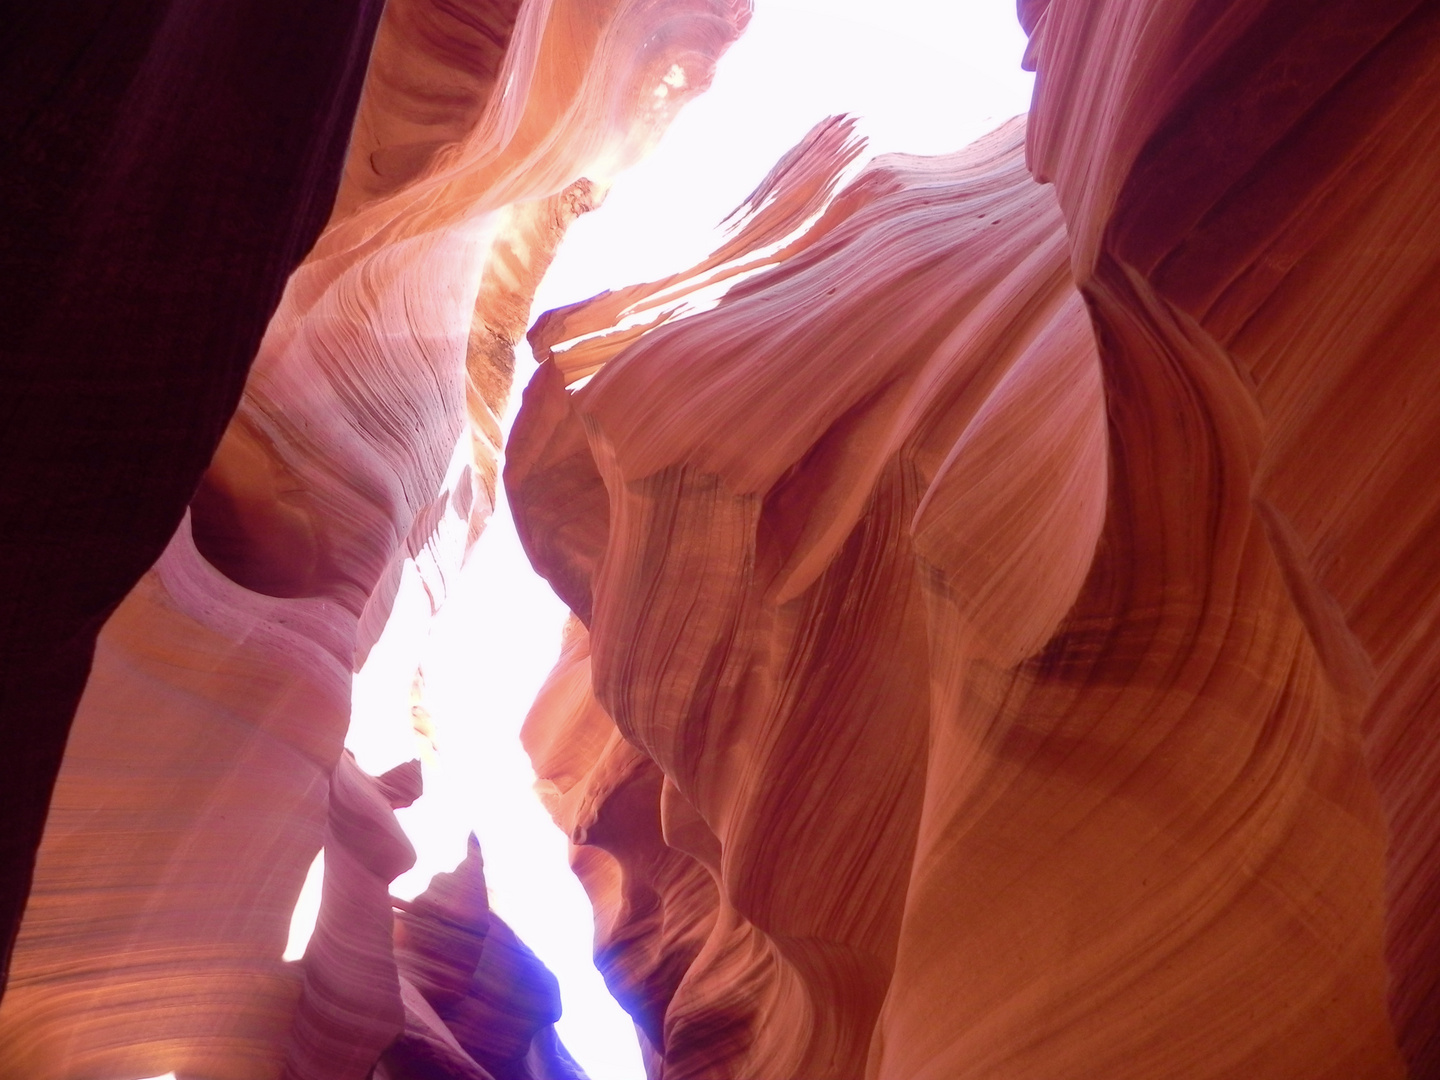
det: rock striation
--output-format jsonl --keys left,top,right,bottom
{"left": 510, "top": 2, "right": 1440, "bottom": 1076}
{"left": 0, "top": 0, "right": 746, "bottom": 1077}
{"left": 4, "top": 0, "right": 1440, "bottom": 1078}
{"left": 1026, "top": 1, "right": 1440, "bottom": 1070}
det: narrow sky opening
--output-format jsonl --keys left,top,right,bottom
{"left": 340, "top": 3, "right": 1034, "bottom": 1078}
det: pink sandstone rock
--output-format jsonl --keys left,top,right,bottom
{"left": 0, "top": 0, "right": 746, "bottom": 1076}
{"left": 6, "top": 1, "right": 1440, "bottom": 1078}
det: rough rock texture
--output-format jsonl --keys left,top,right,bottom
{"left": 510, "top": 3, "right": 1440, "bottom": 1073}
{"left": 0, "top": 0, "right": 387, "bottom": 992}
{"left": 0, "top": 0, "right": 746, "bottom": 1077}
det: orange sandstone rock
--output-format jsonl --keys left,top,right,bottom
{"left": 1026, "top": 0, "right": 1440, "bottom": 1071}
{"left": 512, "top": 106, "right": 1416, "bottom": 1079}
{"left": 7, "top": 0, "right": 1440, "bottom": 1077}
{"left": 0, "top": 0, "right": 387, "bottom": 991}
{"left": 521, "top": 617, "right": 719, "bottom": 1069}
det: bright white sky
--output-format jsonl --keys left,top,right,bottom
{"left": 307, "top": 4, "right": 1036, "bottom": 1079}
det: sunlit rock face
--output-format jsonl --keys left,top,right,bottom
{"left": 512, "top": 2, "right": 1440, "bottom": 1075}
{"left": 0, "top": 0, "right": 747, "bottom": 1077}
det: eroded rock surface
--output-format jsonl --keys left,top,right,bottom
{"left": 1027, "top": 1, "right": 1440, "bottom": 1069}
{"left": 382, "top": 834, "right": 588, "bottom": 1080}
{"left": 511, "top": 3, "right": 1440, "bottom": 1075}
{"left": 0, "top": 0, "right": 745, "bottom": 1076}
{"left": 5, "top": 0, "right": 1440, "bottom": 1077}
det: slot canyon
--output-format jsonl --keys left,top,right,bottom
{"left": 2, "top": 0, "right": 1439, "bottom": 1078}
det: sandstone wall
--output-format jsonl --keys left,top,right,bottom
{"left": 511, "top": 3, "right": 1440, "bottom": 1075}
{"left": 0, "top": 0, "right": 746, "bottom": 1076}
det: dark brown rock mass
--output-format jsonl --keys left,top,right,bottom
{"left": 0, "top": 0, "right": 387, "bottom": 991}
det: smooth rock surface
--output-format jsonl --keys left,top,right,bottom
{"left": 1026, "top": 1, "right": 1440, "bottom": 1069}
{"left": 511, "top": 18, "right": 1436, "bottom": 1064}
{"left": 0, "top": 0, "right": 746, "bottom": 1076}
{"left": 6, "top": 0, "right": 1440, "bottom": 1077}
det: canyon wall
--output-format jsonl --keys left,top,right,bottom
{"left": 0, "top": 0, "right": 746, "bottom": 1077}
{"left": 1026, "top": 1, "right": 1440, "bottom": 1068}
{"left": 511, "top": 2, "right": 1440, "bottom": 1077}
{"left": 5, "top": 0, "right": 1440, "bottom": 1077}
{"left": 0, "top": 0, "right": 387, "bottom": 991}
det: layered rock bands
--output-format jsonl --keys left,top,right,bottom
{"left": 509, "top": 2, "right": 1440, "bottom": 1077}
{"left": 0, "top": 0, "right": 746, "bottom": 1076}
{"left": 4, "top": 0, "right": 1440, "bottom": 1079}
